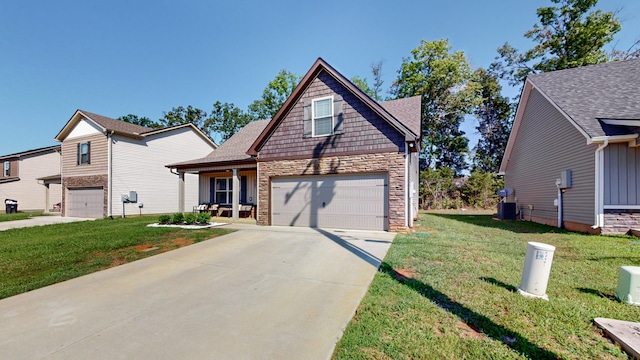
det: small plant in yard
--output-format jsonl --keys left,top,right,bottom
{"left": 171, "top": 212, "right": 184, "bottom": 224}
{"left": 183, "top": 213, "right": 197, "bottom": 225}
{"left": 158, "top": 214, "right": 171, "bottom": 224}
{"left": 196, "top": 212, "right": 211, "bottom": 224}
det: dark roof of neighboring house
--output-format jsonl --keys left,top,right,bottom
{"left": 379, "top": 96, "right": 421, "bottom": 136}
{"left": 527, "top": 59, "right": 640, "bottom": 138}
{"left": 248, "top": 58, "right": 421, "bottom": 155}
{"left": 54, "top": 110, "right": 217, "bottom": 148}
{"left": 0, "top": 145, "right": 61, "bottom": 160}
{"left": 167, "top": 120, "right": 270, "bottom": 169}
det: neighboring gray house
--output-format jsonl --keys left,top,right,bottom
{"left": 500, "top": 59, "right": 640, "bottom": 234}
{"left": 0, "top": 145, "right": 62, "bottom": 212}
{"left": 169, "top": 58, "right": 421, "bottom": 232}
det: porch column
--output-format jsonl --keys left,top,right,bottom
{"left": 45, "top": 183, "right": 50, "bottom": 213}
{"left": 178, "top": 171, "right": 185, "bottom": 213}
{"left": 232, "top": 169, "right": 239, "bottom": 220}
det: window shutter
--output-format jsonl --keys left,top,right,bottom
{"left": 210, "top": 178, "right": 215, "bottom": 203}
{"left": 240, "top": 176, "right": 247, "bottom": 204}
{"left": 77, "top": 143, "right": 80, "bottom": 165}
{"left": 302, "top": 101, "right": 312, "bottom": 138}
{"left": 86, "top": 142, "right": 91, "bottom": 164}
{"left": 333, "top": 95, "right": 344, "bottom": 135}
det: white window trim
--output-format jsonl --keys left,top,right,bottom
{"left": 312, "top": 96, "right": 334, "bottom": 137}
{"left": 3, "top": 161, "right": 9, "bottom": 177}
{"left": 79, "top": 142, "right": 90, "bottom": 165}
{"left": 215, "top": 177, "right": 233, "bottom": 205}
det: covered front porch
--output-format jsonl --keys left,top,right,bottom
{"left": 178, "top": 164, "right": 258, "bottom": 222}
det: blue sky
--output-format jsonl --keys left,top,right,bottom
{"left": 1, "top": 0, "right": 639, "bottom": 154}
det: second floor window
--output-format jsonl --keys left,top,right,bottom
{"left": 78, "top": 142, "right": 90, "bottom": 165}
{"left": 313, "top": 97, "right": 333, "bottom": 136}
{"left": 3, "top": 161, "right": 9, "bottom": 177}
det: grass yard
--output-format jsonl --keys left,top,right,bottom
{"left": 333, "top": 211, "right": 640, "bottom": 359}
{"left": 0, "top": 211, "right": 47, "bottom": 222}
{"left": 0, "top": 216, "right": 233, "bottom": 299}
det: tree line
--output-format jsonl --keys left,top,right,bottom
{"left": 122, "top": 0, "right": 639, "bottom": 209}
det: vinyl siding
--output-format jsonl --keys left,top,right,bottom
{"left": 504, "top": 88, "right": 597, "bottom": 226}
{"left": 604, "top": 144, "right": 640, "bottom": 205}
{"left": 0, "top": 150, "right": 61, "bottom": 211}
{"left": 61, "top": 133, "right": 108, "bottom": 177}
{"left": 111, "top": 127, "right": 214, "bottom": 215}
{"left": 198, "top": 171, "right": 257, "bottom": 205}
{"left": 259, "top": 70, "right": 405, "bottom": 159}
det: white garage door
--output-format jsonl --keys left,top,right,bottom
{"left": 68, "top": 188, "right": 104, "bottom": 218}
{"left": 271, "top": 174, "right": 387, "bottom": 231}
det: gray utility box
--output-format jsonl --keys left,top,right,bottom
{"left": 497, "top": 202, "right": 517, "bottom": 220}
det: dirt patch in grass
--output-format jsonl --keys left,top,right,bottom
{"left": 359, "top": 347, "right": 393, "bottom": 360}
{"left": 110, "top": 257, "right": 127, "bottom": 267}
{"left": 457, "top": 321, "right": 483, "bottom": 339}
{"left": 170, "top": 238, "right": 194, "bottom": 247}
{"left": 393, "top": 268, "right": 416, "bottom": 281}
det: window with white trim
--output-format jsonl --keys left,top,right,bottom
{"left": 215, "top": 178, "right": 233, "bottom": 204}
{"left": 313, "top": 97, "right": 333, "bottom": 136}
{"left": 3, "top": 161, "right": 9, "bottom": 177}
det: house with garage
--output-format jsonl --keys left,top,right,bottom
{"left": 500, "top": 59, "right": 640, "bottom": 234}
{"left": 0, "top": 145, "right": 62, "bottom": 212}
{"left": 55, "top": 110, "right": 217, "bottom": 218}
{"left": 168, "top": 58, "right": 421, "bottom": 231}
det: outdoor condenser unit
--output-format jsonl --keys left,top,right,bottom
{"left": 615, "top": 266, "right": 640, "bottom": 306}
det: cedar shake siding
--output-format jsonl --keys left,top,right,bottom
{"left": 61, "top": 133, "right": 108, "bottom": 177}
{"left": 259, "top": 71, "right": 406, "bottom": 159}
{"left": 504, "top": 88, "right": 597, "bottom": 230}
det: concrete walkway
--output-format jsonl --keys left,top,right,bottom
{"left": 0, "top": 225, "right": 395, "bottom": 359}
{"left": 0, "top": 215, "right": 93, "bottom": 231}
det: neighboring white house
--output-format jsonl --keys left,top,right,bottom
{"left": 54, "top": 110, "right": 217, "bottom": 218}
{"left": 0, "top": 145, "right": 62, "bottom": 212}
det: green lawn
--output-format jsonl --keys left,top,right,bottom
{"left": 0, "top": 211, "right": 47, "bottom": 222}
{"left": 0, "top": 216, "right": 233, "bottom": 299}
{"left": 333, "top": 211, "right": 640, "bottom": 359}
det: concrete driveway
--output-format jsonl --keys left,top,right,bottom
{"left": 0, "top": 224, "right": 395, "bottom": 359}
{"left": 0, "top": 215, "right": 93, "bottom": 231}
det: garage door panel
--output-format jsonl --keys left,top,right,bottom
{"left": 68, "top": 188, "right": 104, "bottom": 218}
{"left": 272, "top": 174, "right": 387, "bottom": 231}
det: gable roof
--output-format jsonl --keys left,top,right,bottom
{"left": 380, "top": 96, "right": 421, "bottom": 136}
{"left": 500, "top": 59, "right": 640, "bottom": 174}
{"left": 248, "top": 58, "right": 420, "bottom": 156}
{"left": 0, "top": 145, "right": 61, "bottom": 161}
{"left": 527, "top": 59, "right": 640, "bottom": 138}
{"left": 167, "top": 120, "right": 270, "bottom": 169}
{"left": 54, "top": 110, "right": 217, "bottom": 148}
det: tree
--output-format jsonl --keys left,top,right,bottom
{"left": 117, "top": 114, "right": 161, "bottom": 128}
{"left": 158, "top": 105, "right": 209, "bottom": 135}
{"left": 248, "top": 69, "right": 300, "bottom": 120}
{"left": 493, "top": 0, "right": 622, "bottom": 86}
{"left": 204, "top": 101, "right": 252, "bottom": 143}
{"left": 462, "top": 170, "right": 503, "bottom": 209}
{"left": 392, "top": 39, "right": 480, "bottom": 175}
{"left": 472, "top": 68, "right": 513, "bottom": 173}
{"left": 351, "top": 61, "right": 385, "bottom": 101}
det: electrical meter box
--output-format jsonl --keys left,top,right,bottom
{"left": 615, "top": 266, "right": 640, "bottom": 306}
{"left": 128, "top": 191, "right": 137, "bottom": 203}
{"left": 559, "top": 170, "right": 572, "bottom": 189}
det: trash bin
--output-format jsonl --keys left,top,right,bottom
{"left": 4, "top": 199, "right": 18, "bottom": 214}
{"left": 518, "top": 242, "right": 555, "bottom": 300}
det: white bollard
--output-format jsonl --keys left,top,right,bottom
{"left": 518, "top": 242, "right": 556, "bottom": 300}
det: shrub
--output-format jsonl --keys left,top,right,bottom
{"left": 171, "top": 212, "right": 184, "bottom": 224}
{"left": 196, "top": 212, "right": 211, "bottom": 224}
{"left": 183, "top": 213, "right": 197, "bottom": 225}
{"left": 158, "top": 214, "right": 171, "bottom": 224}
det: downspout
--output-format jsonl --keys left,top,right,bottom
{"left": 556, "top": 180, "right": 562, "bottom": 229}
{"left": 107, "top": 130, "right": 114, "bottom": 217}
{"left": 592, "top": 139, "right": 609, "bottom": 229}
{"left": 404, "top": 144, "right": 410, "bottom": 229}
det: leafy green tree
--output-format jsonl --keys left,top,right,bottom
{"left": 159, "top": 105, "right": 208, "bottom": 130}
{"left": 117, "top": 114, "right": 161, "bottom": 128}
{"left": 493, "top": 0, "right": 622, "bottom": 86}
{"left": 472, "top": 68, "right": 513, "bottom": 173}
{"left": 420, "top": 167, "right": 460, "bottom": 209}
{"left": 392, "top": 39, "right": 480, "bottom": 174}
{"left": 462, "top": 170, "right": 503, "bottom": 209}
{"left": 351, "top": 60, "right": 385, "bottom": 101}
{"left": 248, "top": 69, "right": 300, "bottom": 120}
{"left": 204, "top": 101, "right": 252, "bottom": 143}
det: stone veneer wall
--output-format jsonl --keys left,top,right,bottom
{"left": 62, "top": 175, "right": 109, "bottom": 217}
{"left": 603, "top": 210, "right": 640, "bottom": 235}
{"left": 257, "top": 152, "right": 406, "bottom": 231}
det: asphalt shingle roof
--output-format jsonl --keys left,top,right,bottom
{"left": 527, "top": 59, "right": 640, "bottom": 138}
{"left": 380, "top": 96, "right": 421, "bottom": 136}
{"left": 79, "top": 110, "right": 152, "bottom": 135}
{"left": 169, "top": 120, "right": 270, "bottom": 167}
